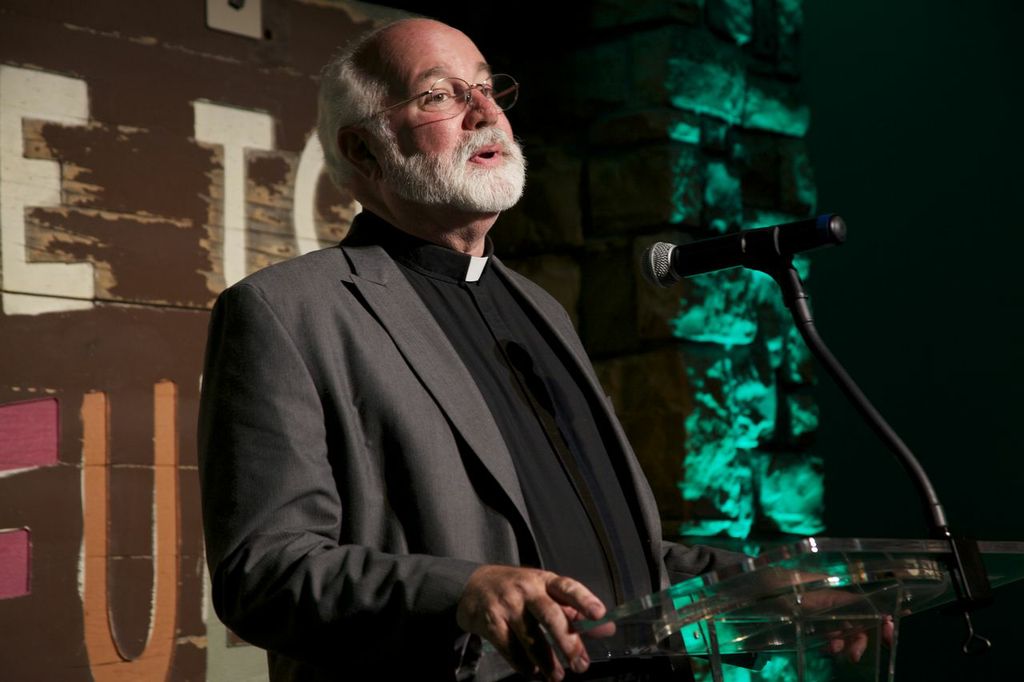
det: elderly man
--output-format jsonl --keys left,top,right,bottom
{"left": 198, "top": 17, "right": 738, "bottom": 682}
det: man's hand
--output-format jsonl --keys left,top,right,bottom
{"left": 456, "top": 565, "right": 606, "bottom": 682}
{"left": 826, "top": 614, "right": 895, "bottom": 662}
{"left": 746, "top": 570, "right": 897, "bottom": 664}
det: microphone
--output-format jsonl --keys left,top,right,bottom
{"left": 642, "top": 214, "right": 847, "bottom": 287}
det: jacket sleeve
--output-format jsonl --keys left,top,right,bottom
{"left": 197, "top": 282, "right": 480, "bottom": 669}
{"left": 661, "top": 540, "right": 750, "bottom": 584}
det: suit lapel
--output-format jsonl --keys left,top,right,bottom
{"left": 341, "top": 243, "right": 533, "bottom": 536}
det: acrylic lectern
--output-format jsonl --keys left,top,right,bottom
{"left": 470, "top": 536, "right": 1024, "bottom": 681}
{"left": 571, "top": 536, "right": 1024, "bottom": 681}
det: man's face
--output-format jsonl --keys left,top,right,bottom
{"left": 369, "top": 21, "right": 526, "bottom": 213}
{"left": 372, "top": 118, "right": 526, "bottom": 213}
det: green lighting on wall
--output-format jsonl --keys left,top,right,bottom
{"left": 658, "top": 7, "right": 827, "bottom": 678}
{"left": 671, "top": 148, "right": 701, "bottom": 224}
{"left": 759, "top": 452, "right": 825, "bottom": 535}
{"left": 673, "top": 254, "right": 823, "bottom": 539}
{"left": 671, "top": 271, "right": 759, "bottom": 348}
{"left": 668, "top": 120, "right": 701, "bottom": 145}
{"left": 678, "top": 353, "right": 776, "bottom": 539}
{"left": 667, "top": 56, "right": 745, "bottom": 123}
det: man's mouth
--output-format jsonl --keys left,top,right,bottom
{"left": 469, "top": 144, "right": 503, "bottom": 165}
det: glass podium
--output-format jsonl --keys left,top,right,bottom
{"left": 574, "top": 537, "right": 1024, "bottom": 681}
{"left": 470, "top": 537, "right": 1024, "bottom": 681}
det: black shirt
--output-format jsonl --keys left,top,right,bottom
{"left": 349, "top": 212, "right": 651, "bottom": 607}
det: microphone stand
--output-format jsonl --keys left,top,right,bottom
{"left": 753, "top": 257, "right": 993, "bottom": 656}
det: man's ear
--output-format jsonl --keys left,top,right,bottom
{"left": 337, "top": 128, "right": 381, "bottom": 180}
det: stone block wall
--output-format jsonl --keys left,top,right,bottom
{"left": 494, "top": 0, "right": 824, "bottom": 545}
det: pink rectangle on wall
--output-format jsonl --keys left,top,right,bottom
{"left": 0, "top": 397, "right": 58, "bottom": 471}
{"left": 0, "top": 529, "right": 31, "bottom": 600}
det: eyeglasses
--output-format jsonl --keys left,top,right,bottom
{"left": 364, "top": 74, "right": 519, "bottom": 121}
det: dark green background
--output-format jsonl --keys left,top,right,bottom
{"left": 803, "top": 1, "right": 1023, "bottom": 679}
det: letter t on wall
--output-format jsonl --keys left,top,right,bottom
{"left": 193, "top": 101, "right": 274, "bottom": 288}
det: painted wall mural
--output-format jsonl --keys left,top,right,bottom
{"left": 0, "top": 2, "right": 392, "bottom": 678}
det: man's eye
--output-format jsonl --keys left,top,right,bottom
{"left": 426, "top": 91, "right": 452, "bottom": 104}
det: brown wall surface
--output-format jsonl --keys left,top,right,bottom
{"left": 0, "top": 2, "right": 395, "bottom": 678}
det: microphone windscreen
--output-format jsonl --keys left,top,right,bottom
{"left": 641, "top": 242, "right": 677, "bottom": 288}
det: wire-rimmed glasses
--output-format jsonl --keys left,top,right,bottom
{"left": 362, "top": 74, "right": 519, "bottom": 122}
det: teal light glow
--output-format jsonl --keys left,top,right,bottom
{"left": 776, "top": 0, "right": 804, "bottom": 43}
{"left": 691, "top": 653, "right": 832, "bottom": 682}
{"left": 673, "top": 247, "right": 824, "bottom": 540}
{"left": 679, "top": 417, "right": 755, "bottom": 538}
{"left": 688, "top": 647, "right": 831, "bottom": 679}
{"left": 758, "top": 453, "right": 825, "bottom": 535}
{"left": 670, "top": 271, "right": 759, "bottom": 348}
{"left": 678, "top": 355, "right": 776, "bottom": 539}
{"left": 765, "top": 335, "right": 784, "bottom": 371}
{"left": 788, "top": 394, "right": 819, "bottom": 438}
{"left": 754, "top": 655, "right": 831, "bottom": 682}
{"left": 670, "top": 149, "right": 700, "bottom": 224}
{"left": 668, "top": 120, "right": 701, "bottom": 145}
{"left": 790, "top": 151, "right": 818, "bottom": 213}
{"left": 704, "top": 161, "right": 743, "bottom": 234}
{"left": 707, "top": 0, "right": 753, "bottom": 46}
{"left": 742, "top": 82, "right": 810, "bottom": 137}
{"left": 666, "top": 56, "right": 746, "bottom": 123}
{"left": 784, "top": 323, "right": 813, "bottom": 385}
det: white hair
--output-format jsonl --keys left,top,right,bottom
{"left": 316, "top": 22, "right": 402, "bottom": 188}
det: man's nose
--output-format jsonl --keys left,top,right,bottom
{"left": 462, "top": 89, "right": 500, "bottom": 129}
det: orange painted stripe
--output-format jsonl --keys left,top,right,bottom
{"left": 81, "top": 383, "right": 179, "bottom": 680}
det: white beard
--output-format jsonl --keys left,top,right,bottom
{"left": 374, "top": 125, "right": 527, "bottom": 213}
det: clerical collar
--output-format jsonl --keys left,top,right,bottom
{"left": 345, "top": 211, "right": 493, "bottom": 283}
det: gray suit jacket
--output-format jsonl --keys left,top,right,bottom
{"left": 198, "top": 237, "right": 732, "bottom": 681}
